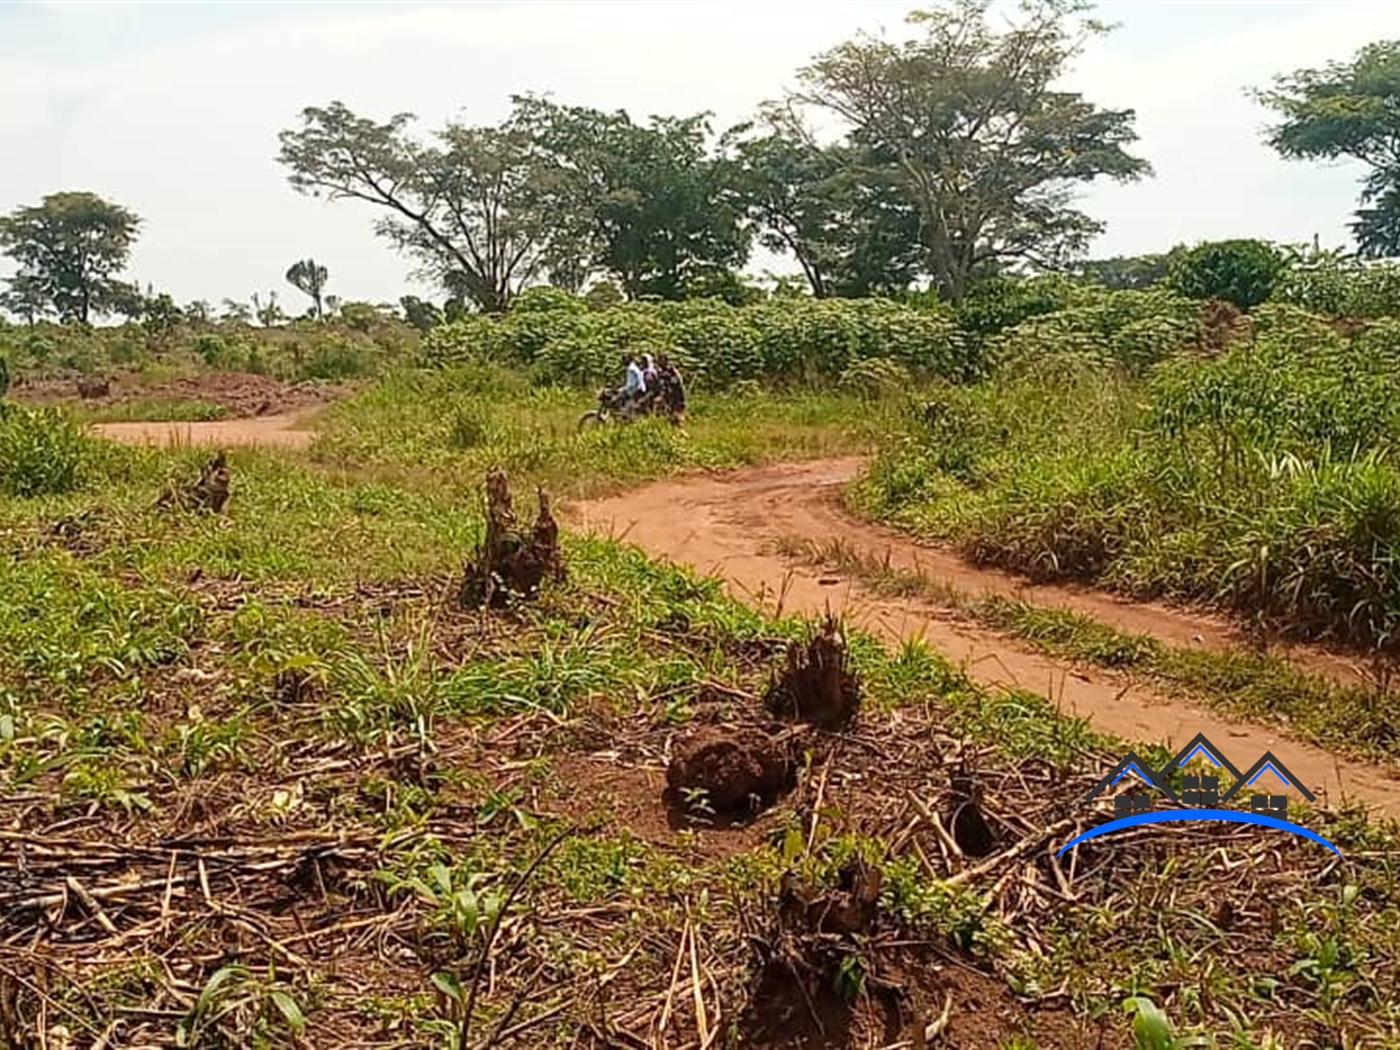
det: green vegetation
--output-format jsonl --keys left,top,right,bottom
{"left": 782, "top": 534, "right": 1400, "bottom": 764}
{"left": 0, "top": 416, "right": 1393, "bottom": 1047}
{"left": 859, "top": 277, "right": 1400, "bottom": 655}
{"left": 11, "top": 1, "right": 1400, "bottom": 1044}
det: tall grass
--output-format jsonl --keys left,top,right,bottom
{"left": 311, "top": 364, "right": 907, "bottom": 496}
{"left": 859, "top": 305, "right": 1400, "bottom": 651}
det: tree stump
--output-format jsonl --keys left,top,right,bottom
{"left": 156, "top": 451, "right": 230, "bottom": 513}
{"left": 764, "top": 614, "right": 862, "bottom": 729}
{"left": 460, "top": 468, "right": 565, "bottom": 607}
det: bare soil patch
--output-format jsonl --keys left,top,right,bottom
{"left": 15, "top": 369, "right": 353, "bottom": 418}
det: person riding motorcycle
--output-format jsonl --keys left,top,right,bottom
{"left": 616, "top": 353, "right": 648, "bottom": 416}
{"left": 655, "top": 354, "right": 686, "bottom": 422}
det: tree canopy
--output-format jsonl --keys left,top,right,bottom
{"left": 788, "top": 0, "right": 1150, "bottom": 302}
{"left": 1256, "top": 41, "right": 1400, "bottom": 258}
{"left": 286, "top": 258, "right": 330, "bottom": 319}
{"left": 0, "top": 192, "right": 142, "bottom": 324}
{"left": 278, "top": 102, "right": 574, "bottom": 313}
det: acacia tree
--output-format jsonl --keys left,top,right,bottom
{"left": 722, "top": 122, "right": 846, "bottom": 297}
{"left": 0, "top": 191, "right": 142, "bottom": 323}
{"left": 511, "top": 95, "right": 750, "bottom": 300}
{"left": 789, "top": 0, "right": 1149, "bottom": 302}
{"left": 286, "top": 258, "right": 329, "bottom": 318}
{"left": 278, "top": 102, "right": 575, "bottom": 313}
{"left": 1255, "top": 41, "right": 1400, "bottom": 257}
{"left": 722, "top": 111, "right": 921, "bottom": 298}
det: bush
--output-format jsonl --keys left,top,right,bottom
{"left": 988, "top": 287, "right": 1198, "bottom": 374}
{"left": 0, "top": 404, "right": 89, "bottom": 497}
{"left": 1167, "top": 239, "right": 1286, "bottom": 310}
{"left": 1273, "top": 257, "right": 1400, "bottom": 318}
{"left": 953, "top": 274, "right": 1083, "bottom": 343}
{"left": 423, "top": 296, "right": 970, "bottom": 389}
{"left": 300, "top": 335, "right": 371, "bottom": 381}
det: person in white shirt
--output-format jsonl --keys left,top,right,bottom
{"left": 618, "top": 353, "right": 646, "bottom": 412}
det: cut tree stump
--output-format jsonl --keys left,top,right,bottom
{"left": 155, "top": 451, "right": 230, "bottom": 513}
{"left": 460, "top": 468, "right": 566, "bottom": 607}
{"left": 764, "top": 613, "right": 862, "bottom": 729}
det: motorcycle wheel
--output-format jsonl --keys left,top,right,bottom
{"left": 577, "top": 410, "right": 608, "bottom": 433}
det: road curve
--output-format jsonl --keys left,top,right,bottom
{"left": 568, "top": 457, "right": 1400, "bottom": 820}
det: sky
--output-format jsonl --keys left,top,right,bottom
{"left": 1, "top": 0, "right": 1398, "bottom": 308}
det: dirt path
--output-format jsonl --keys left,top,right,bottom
{"left": 90, "top": 411, "right": 319, "bottom": 450}
{"left": 570, "top": 457, "right": 1400, "bottom": 820}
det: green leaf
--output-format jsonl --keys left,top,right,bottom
{"left": 269, "top": 989, "right": 306, "bottom": 1034}
{"left": 432, "top": 971, "right": 466, "bottom": 1005}
{"left": 196, "top": 964, "right": 247, "bottom": 1015}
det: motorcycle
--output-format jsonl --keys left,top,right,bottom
{"left": 577, "top": 386, "right": 670, "bottom": 432}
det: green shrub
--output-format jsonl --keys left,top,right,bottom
{"left": 426, "top": 297, "right": 971, "bottom": 388}
{"left": 988, "top": 287, "right": 1197, "bottom": 374}
{"left": 0, "top": 404, "right": 89, "bottom": 497}
{"left": 1273, "top": 257, "right": 1400, "bottom": 318}
{"left": 1167, "top": 239, "right": 1286, "bottom": 309}
{"left": 300, "top": 335, "right": 370, "bottom": 380}
{"left": 953, "top": 274, "right": 1082, "bottom": 343}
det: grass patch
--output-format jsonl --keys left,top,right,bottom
{"left": 783, "top": 533, "right": 1400, "bottom": 765}
{"left": 74, "top": 397, "right": 229, "bottom": 423}
{"left": 310, "top": 366, "right": 898, "bottom": 497}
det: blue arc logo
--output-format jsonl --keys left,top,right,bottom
{"left": 1063, "top": 732, "right": 1343, "bottom": 857}
{"left": 1057, "top": 809, "right": 1342, "bottom": 857}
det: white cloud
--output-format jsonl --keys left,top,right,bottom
{"left": 1, "top": 1, "right": 1399, "bottom": 303}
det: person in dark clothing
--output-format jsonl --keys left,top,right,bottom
{"left": 655, "top": 354, "right": 686, "bottom": 424}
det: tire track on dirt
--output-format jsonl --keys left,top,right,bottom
{"left": 569, "top": 457, "right": 1400, "bottom": 819}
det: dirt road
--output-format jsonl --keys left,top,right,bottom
{"left": 90, "top": 411, "right": 318, "bottom": 450}
{"left": 571, "top": 457, "right": 1400, "bottom": 819}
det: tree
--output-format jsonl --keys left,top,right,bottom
{"left": 788, "top": 0, "right": 1150, "bottom": 302}
{"left": 1068, "top": 250, "right": 1177, "bottom": 289}
{"left": 1166, "top": 239, "right": 1286, "bottom": 309}
{"left": 399, "top": 294, "right": 443, "bottom": 332}
{"left": 0, "top": 192, "right": 142, "bottom": 323}
{"left": 285, "top": 258, "right": 329, "bottom": 318}
{"left": 221, "top": 299, "right": 253, "bottom": 324}
{"left": 722, "top": 123, "right": 847, "bottom": 297}
{"left": 278, "top": 102, "right": 576, "bottom": 313}
{"left": 1256, "top": 42, "right": 1400, "bottom": 257}
{"left": 512, "top": 95, "right": 751, "bottom": 300}
{"left": 251, "top": 291, "right": 286, "bottom": 327}
{"left": 722, "top": 114, "right": 923, "bottom": 298}
{"left": 0, "top": 274, "right": 47, "bottom": 326}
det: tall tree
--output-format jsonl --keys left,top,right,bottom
{"left": 1255, "top": 41, "right": 1400, "bottom": 258}
{"left": 512, "top": 95, "right": 751, "bottom": 300}
{"left": 278, "top": 102, "right": 575, "bottom": 313}
{"left": 722, "top": 122, "right": 847, "bottom": 297}
{"left": 0, "top": 191, "right": 142, "bottom": 323}
{"left": 285, "top": 258, "right": 329, "bottom": 318}
{"left": 0, "top": 274, "right": 47, "bottom": 326}
{"left": 788, "top": 0, "right": 1150, "bottom": 302}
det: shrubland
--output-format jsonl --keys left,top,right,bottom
{"left": 859, "top": 260, "right": 1400, "bottom": 657}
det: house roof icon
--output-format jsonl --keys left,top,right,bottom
{"left": 1220, "top": 750, "right": 1317, "bottom": 803}
{"left": 1155, "top": 732, "right": 1244, "bottom": 801}
{"left": 1083, "top": 750, "right": 1166, "bottom": 803}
